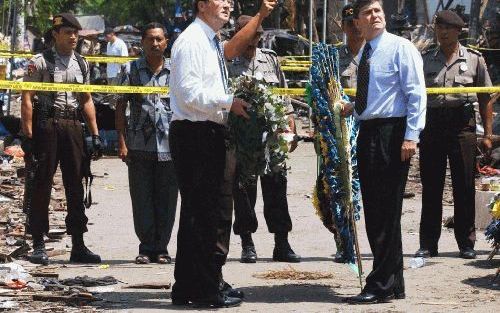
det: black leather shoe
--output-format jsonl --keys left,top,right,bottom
{"left": 70, "top": 246, "right": 102, "bottom": 263}
{"left": 347, "top": 292, "right": 394, "bottom": 304}
{"left": 333, "top": 251, "right": 347, "bottom": 263}
{"left": 273, "top": 244, "right": 301, "bottom": 263}
{"left": 414, "top": 248, "right": 438, "bottom": 258}
{"left": 220, "top": 281, "right": 244, "bottom": 299}
{"left": 171, "top": 297, "right": 190, "bottom": 305}
{"left": 241, "top": 245, "right": 257, "bottom": 263}
{"left": 459, "top": 247, "right": 476, "bottom": 259}
{"left": 394, "top": 292, "right": 406, "bottom": 300}
{"left": 29, "top": 246, "right": 49, "bottom": 265}
{"left": 192, "top": 295, "right": 242, "bottom": 308}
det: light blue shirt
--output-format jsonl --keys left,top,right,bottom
{"left": 354, "top": 31, "right": 426, "bottom": 142}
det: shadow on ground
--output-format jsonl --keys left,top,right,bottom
{"left": 238, "top": 283, "right": 343, "bottom": 304}
{"left": 93, "top": 283, "right": 344, "bottom": 310}
{"left": 462, "top": 274, "right": 500, "bottom": 291}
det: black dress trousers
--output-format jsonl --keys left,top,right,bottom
{"left": 357, "top": 117, "right": 409, "bottom": 297}
{"left": 169, "top": 120, "right": 226, "bottom": 301}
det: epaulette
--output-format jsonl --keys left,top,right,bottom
{"left": 260, "top": 48, "right": 277, "bottom": 56}
{"left": 466, "top": 47, "right": 482, "bottom": 56}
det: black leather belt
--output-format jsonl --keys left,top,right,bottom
{"left": 49, "top": 108, "right": 80, "bottom": 120}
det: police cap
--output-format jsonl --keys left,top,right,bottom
{"left": 52, "top": 13, "right": 82, "bottom": 30}
{"left": 435, "top": 10, "right": 465, "bottom": 29}
{"left": 342, "top": 4, "right": 355, "bottom": 22}
{"left": 235, "top": 15, "right": 264, "bottom": 34}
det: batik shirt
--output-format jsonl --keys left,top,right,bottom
{"left": 121, "top": 56, "right": 172, "bottom": 161}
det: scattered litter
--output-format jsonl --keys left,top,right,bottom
{"left": 123, "top": 282, "right": 171, "bottom": 289}
{"left": 253, "top": 266, "right": 333, "bottom": 280}
{"left": 60, "top": 275, "right": 119, "bottom": 287}
{"left": 0, "top": 263, "right": 30, "bottom": 283}
{"left": 0, "top": 300, "right": 19, "bottom": 309}
{"left": 409, "top": 257, "right": 426, "bottom": 269}
{"left": 99, "top": 264, "right": 110, "bottom": 269}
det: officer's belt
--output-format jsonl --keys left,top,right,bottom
{"left": 49, "top": 107, "right": 80, "bottom": 120}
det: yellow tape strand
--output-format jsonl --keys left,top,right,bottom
{"left": 0, "top": 80, "right": 168, "bottom": 94}
{"left": 0, "top": 51, "right": 139, "bottom": 64}
{"left": 0, "top": 81, "right": 498, "bottom": 96}
{"left": 271, "top": 86, "right": 500, "bottom": 96}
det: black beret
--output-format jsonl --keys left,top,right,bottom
{"left": 52, "top": 13, "right": 82, "bottom": 30}
{"left": 435, "top": 10, "right": 465, "bottom": 29}
{"left": 342, "top": 4, "right": 355, "bottom": 22}
{"left": 235, "top": 15, "right": 263, "bottom": 33}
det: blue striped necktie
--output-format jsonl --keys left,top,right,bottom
{"left": 214, "top": 35, "right": 229, "bottom": 94}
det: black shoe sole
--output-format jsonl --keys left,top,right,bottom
{"left": 171, "top": 299, "right": 190, "bottom": 306}
{"left": 69, "top": 256, "right": 102, "bottom": 264}
{"left": 395, "top": 293, "right": 406, "bottom": 300}
{"left": 240, "top": 258, "right": 257, "bottom": 263}
{"left": 28, "top": 257, "right": 49, "bottom": 266}
{"left": 272, "top": 256, "right": 301, "bottom": 263}
{"left": 347, "top": 295, "right": 394, "bottom": 305}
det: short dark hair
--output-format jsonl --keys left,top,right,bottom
{"left": 193, "top": 0, "right": 207, "bottom": 16}
{"left": 104, "top": 27, "right": 115, "bottom": 35}
{"left": 353, "top": 0, "right": 383, "bottom": 18}
{"left": 142, "top": 22, "right": 167, "bottom": 39}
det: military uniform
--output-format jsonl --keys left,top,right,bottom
{"left": 22, "top": 13, "right": 101, "bottom": 265}
{"left": 338, "top": 44, "right": 358, "bottom": 93}
{"left": 25, "top": 49, "right": 91, "bottom": 236}
{"left": 419, "top": 44, "right": 492, "bottom": 253}
{"left": 227, "top": 48, "right": 299, "bottom": 263}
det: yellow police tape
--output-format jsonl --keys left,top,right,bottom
{"left": 281, "top": 66, "right": 310, "bottom": 72}
{"left": 0, "top": 80, "right": 168, "bottom": 94}
{"left": 272, "top": 87, "right": 500, "bottom": 96}
{"left": 0, "top": 80, "right": 498, "bottom": 96}
{"left": 0, "top": 51, "right": 139, "bottom": 64}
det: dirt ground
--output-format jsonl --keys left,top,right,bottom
{"left": 28, "top": 138, "right": 495, "bottom": 313}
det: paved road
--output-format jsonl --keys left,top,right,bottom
{"left": 52, "top": 142, "right": 498, "bottom": 312}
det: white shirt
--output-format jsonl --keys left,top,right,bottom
{"left": 354, "top": 31, "right": 426, "bottom": 142}
{"left": 170, "top": 18, "right": 233, "bottom": 124}
{"left": 106, "top": 37, "right": 128, "bottom": 78}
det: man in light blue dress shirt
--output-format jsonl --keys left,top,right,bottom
{"left": 343, "top": 0, "right": 426, "bottom": 304}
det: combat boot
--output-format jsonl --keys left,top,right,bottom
{"left": 272, "top": 232, "right": 301, "bottom": 263}
{"left": 69, "top": 233, "right": 101, "bottom": 263}
{"left": 29, "top": 233, "right": 49, "bottom": 265}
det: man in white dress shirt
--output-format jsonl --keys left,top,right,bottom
{"left": 169, "top": 0, "right": 277, "bottom": 308}
{"left": 104, "top": 27, "right": 128, "bottom": 85}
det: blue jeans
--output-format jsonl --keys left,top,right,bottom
{"left": 128, "top": 157, "right": 178, "bottom": 256}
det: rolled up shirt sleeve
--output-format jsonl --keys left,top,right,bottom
{"left": 170, "top": 38, "right": 233, "bottom": 116}
{"left": 398, "top": 43, "right": 427, "bottom": 142}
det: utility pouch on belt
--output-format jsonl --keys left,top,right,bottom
{"left": 462, "top": 102, "right": 476, "bottom": 130}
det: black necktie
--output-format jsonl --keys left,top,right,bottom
{"left": 355, "top": 43, "right": 372, "bottom": 115}
{"left": 214, "top": 36, "right": 229, "bottom": 94}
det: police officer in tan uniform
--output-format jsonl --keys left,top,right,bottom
{"left": 338, "top": 4, "right": 364, "bottom": 96}
{"left": 226, "top": 15, "right": 300, "bottom": 264}
{"left": 21, "top": 13, "right": 102, "bottom": 265}
{"left": 330, "top": 4, "right": 365, "bottom": 263}
{"left": 415, "top": 10, "right": 493, "bottom": 260}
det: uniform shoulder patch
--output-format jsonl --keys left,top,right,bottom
{"left": 260, "top": 48, "right": 277, "bottom": 56}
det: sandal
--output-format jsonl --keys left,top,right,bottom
{"left": 156, "top": 254, "right": 172, "bottom": 264}
{"left": 135, "top": 254, "right": 150, "bottom": 264}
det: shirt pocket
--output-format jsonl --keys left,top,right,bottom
{"left": 453, "top": 75, "right": 474, "bottom": 87}
{"left": 372, "top": 63, "right": 399, "bottom": 76}
{"left": 74, "top": 73, "right": 84, "bottom": 84}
